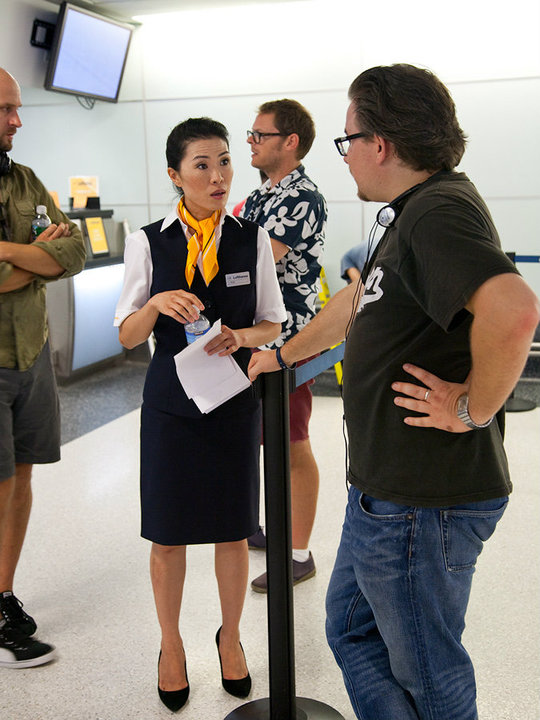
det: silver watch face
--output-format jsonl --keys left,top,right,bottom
{"left": 456, "top": 394, "right": 492, "bottom": 429}
{"left": 457, "top": 395, "right": 469, "bottom": 416}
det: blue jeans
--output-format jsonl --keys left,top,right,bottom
{"left": 325, "top": 487, "right": 508, "bottom": 720}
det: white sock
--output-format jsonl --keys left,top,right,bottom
{"left": 292, "top": 548, "right": 310, "bottom": 563}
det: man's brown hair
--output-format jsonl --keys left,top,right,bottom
{"left": 258, "top": 99, "right": 316, "bottom": 160}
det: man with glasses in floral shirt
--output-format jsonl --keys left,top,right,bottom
{"left": 242, "top": 99, "right": 327, "bottom": 592}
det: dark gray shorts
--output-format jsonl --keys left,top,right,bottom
{"left": 0, "top": 342, "right": 60, "bottom": 481}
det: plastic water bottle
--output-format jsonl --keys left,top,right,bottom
{"left": 184, "top": 309, "right": 210, "bottom": 344}
{"left": 31, "top": 205, "right": 51, "bottom": 239}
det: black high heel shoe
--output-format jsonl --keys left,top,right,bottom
{"left": 215, "top": 627, "right": 252, "bottom": 699}
{"left": 158, "top": 650, "right": 190, "bottom": 712}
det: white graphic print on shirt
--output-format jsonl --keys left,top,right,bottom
{"left": 358, "top": 266, "right": 384, "bottom": 312}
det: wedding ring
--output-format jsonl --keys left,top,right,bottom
{"left": 424, "top": 389, "right": 430, "bottom": 402}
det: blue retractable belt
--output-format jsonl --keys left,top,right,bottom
{"left": 294, "top": 343, "right": 345, "bottom": 388}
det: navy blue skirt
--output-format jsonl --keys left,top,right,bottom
{"left": 140, "top": 401, "right": 261, "bottom": 545}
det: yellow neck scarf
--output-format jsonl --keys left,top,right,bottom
{"left": 177, "top": 198, "right": 221, "bottom": 287}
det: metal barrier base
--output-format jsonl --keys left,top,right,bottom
{"left": 224, "top": 696, "right": 346, "bottom": 719}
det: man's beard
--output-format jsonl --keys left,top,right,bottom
{"left": 356, "top": 188, "right": 371, "bottom": 202}
{"left": 0, "top": 137, "right": 13, "bottom": 153}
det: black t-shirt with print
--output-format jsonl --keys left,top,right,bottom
{"left": 343, "top": 171, "right": 518, "bottom": 507}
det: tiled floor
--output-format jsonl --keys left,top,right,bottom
{"left": 2, "top": 367, "right": 539, "bottom": 720}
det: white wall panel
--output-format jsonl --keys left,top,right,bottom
{"left": 138, "top": 1, "right": 362, "bottom": 100}
{"left": 452, "top": 78, "right": 540, "bottom": 198}
{"left": 485, "top": 198, "right": 540, "bottom": 256}
{"left": 114, "top": 204, "right": 153, "bottom": 236}
{"left": 361, "top": 0, "right": 540, "bottom": 82}
{"left": 13, "top": 101, "right": 148, "bottom": 208}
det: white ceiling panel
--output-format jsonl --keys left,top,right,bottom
{"left": 45, "top": 0, "right": 307, "bottom": 21}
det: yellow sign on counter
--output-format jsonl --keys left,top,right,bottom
{"left": 85, "top": 217, "right": 109, "bottom": 256}
{"left": 69, "top": 176, "right": 99, "bottom": 209}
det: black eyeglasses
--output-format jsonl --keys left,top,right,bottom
{"left": 334, "top": 132, "right": 370, "bottom": 157}
{"left": 0, "top": 202, "right": 11, "bottom": 243}
{"left": 247, "top": 130, "right": 288, "bottom": 144}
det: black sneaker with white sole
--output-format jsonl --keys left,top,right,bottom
{"left": 0, "top": 623, "right": 56, "bottom": 669}
{"left": 0, "top": 591, "right": 37, "bottom": 637}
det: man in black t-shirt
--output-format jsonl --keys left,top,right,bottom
{"left": 249, "top": 65, "right": 539, "bottom": 720}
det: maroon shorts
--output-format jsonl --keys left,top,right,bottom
{"left": 288, "top": 357, "right": 315, "bottom": 442}
{"left": 253, "top": 350, "right": 316, "bottom": 444}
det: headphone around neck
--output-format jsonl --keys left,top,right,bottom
{"left": 0, "top": 152, "right": 12, "bottom": 177}
{"left": 376, "top": 181, "right": 424, "bottom": 228}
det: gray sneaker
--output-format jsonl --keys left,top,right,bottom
{"left": 251, "top": 552, "right": 316, "bottom": 593}
{"left": 247, "top": 527, "right": 266, "bottom": 551}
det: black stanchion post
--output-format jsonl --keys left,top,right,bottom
{"left": 225, "top": 365, "right": 345, "bottom": 720}
{"left": 262, "top": 368, "right": 298, "bottom": 719}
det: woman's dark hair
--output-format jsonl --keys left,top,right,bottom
{"left": 348, "top": 64, "right": 467, "bottom": 172}
{"left": 258, "top": 99, "right": 315, "bottom": 160}
{"left": 166, "top": 117, "right": 229, "bottom": 170}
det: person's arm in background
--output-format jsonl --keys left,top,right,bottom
{"left": 345, "top": 266, "right": 362, "bottom": 283}
{"left": 270, "top": 237, "right": 289, "bottom": 262}
{"left": 341, "top": 243, "right": 368, "bottom": 284}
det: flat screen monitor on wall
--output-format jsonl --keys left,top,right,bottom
{"left": 44, "top": 2, "right": 133, "bottom": 103}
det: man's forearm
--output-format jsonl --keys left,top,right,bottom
{"left": 466, "top": 274, "right": 540, "bottom": 423}
{"left": 0, "top": 266, "right": 34, "bottom": 293}
{"left": 0, "top": 242, "right": 64, "bottom": 277}
{"left": 281, "top": 281, "right": 359, "bottom": 366}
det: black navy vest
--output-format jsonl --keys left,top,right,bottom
{"left": 142, "top": 214, "right": 260, "bottom": 417}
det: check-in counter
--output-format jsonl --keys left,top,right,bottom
{"left": 46, "top": 209, "right": 127, "bottom": 381}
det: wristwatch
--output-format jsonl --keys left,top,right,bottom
{"left": 456, "top": 394, "right": 493, "bottom": 429}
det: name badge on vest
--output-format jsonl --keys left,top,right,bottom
{"left": 225, "top": 271, "right": 250, "bottom": 287}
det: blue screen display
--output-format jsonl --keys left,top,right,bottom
{"left": 49, "top": 6, "right": 132, "bottom": 101}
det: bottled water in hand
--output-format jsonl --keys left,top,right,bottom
{"left": 31, "top": 205, "right": 51, "bottom": 240}
{"left": 184, "top": 307, "right": 210, "bottom": 344}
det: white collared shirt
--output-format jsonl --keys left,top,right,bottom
{"left": 114, "top": 207, "right": 286, "bottom": 327}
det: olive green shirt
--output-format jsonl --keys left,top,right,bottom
{"left": 0, "top": 161, "right": 86, "bottom": 370}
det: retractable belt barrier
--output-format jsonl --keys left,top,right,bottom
{"left": 225, "top": 346, "right": 346, "bottom": 720}
{"left": 294, "top": 345, "right": 345, "bottom": 389}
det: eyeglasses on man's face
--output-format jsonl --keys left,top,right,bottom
{"left": 246, "top": 130, "right": 288, "bottom": 144}
{"left": 334, "top": 132, "right": 370, "bottom": 157}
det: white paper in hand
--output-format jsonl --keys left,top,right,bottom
{"left": 174, "top": 319, "right": 251, "bottom": 413}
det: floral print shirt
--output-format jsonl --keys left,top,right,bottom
{"left": 241, "top": 165, "right": 327, "bottom": 348}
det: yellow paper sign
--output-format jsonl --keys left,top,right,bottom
{"left": 49, "top": 190, "right": 61, "bottom": 208}
{"left": 69, "top": 176, "right": 99, "bottom": 209}
{"left": 85, "top": 217, "right": 109, "bottom": 255}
